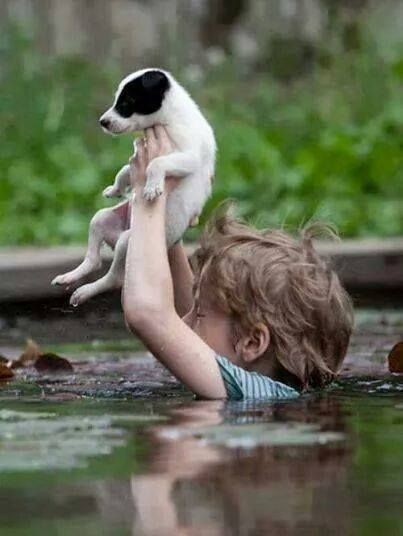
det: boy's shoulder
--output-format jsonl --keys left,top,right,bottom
{"left": 216, "top": 355, "right": 300, "bottom": 401}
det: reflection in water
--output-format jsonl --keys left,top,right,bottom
{"left": 128, "top": 397, "right": 351, "bottom": 535}
{"left": 1, "top": 387, "right": 402, "bottom": 534}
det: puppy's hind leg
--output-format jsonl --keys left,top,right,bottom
{"left": 52, "top": 203, "right": 128, "bottom": 287}
{"left": 70, "top": 229, "right": 130, "bottom": 307}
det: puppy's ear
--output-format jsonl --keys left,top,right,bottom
{"left": 141, "top": 70, "right": 167, "bottom": 91}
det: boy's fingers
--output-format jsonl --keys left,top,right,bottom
{"left": 131, "top": 139, "right": 142, "bottom": 169}
{"left": 146, "top": 127, "right": 158, "bottom": 159}
{"left": 145, "top": 125, "right": 173, "bottom": 159}
{"left": 154, "top": 124, "right": 164, "bottom": 140}
{"left": 155, "top": 125, "right": 172, "bottom": 153}
{"left": 130, "top": 141, "right": 138, "bottom": 162}
{"left": 136, "top": 138, "right": 147, "bottom": 168}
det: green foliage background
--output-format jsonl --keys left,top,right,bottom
{"left": 0, "top": 27, "right": 402, "bottom": 245}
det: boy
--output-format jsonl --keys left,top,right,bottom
{"left": 123, "top": 126, "right": 354, "bottom": 400}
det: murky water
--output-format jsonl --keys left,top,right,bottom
{"left": 0, "top": 308, "right": 402, "bottom": 535}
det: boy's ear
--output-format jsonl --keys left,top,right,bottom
{"left": 235, "top": 323, "right": 270, "bottom": 364}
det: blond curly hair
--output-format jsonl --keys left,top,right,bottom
{"left": 191, "top": 208, "right": 354, "bottom": 391}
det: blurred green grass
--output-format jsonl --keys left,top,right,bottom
{"left": 0, "top": 27, "right": 402, "bottom": 246}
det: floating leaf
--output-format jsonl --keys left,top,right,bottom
{"left": 34, "top": 353, "right": 74, "bottom": 373}
{"left": 0, "top": 411, "right": 126, "bottom": 472}
{"left": 11, "top": 339, "right": 42, "bottom": 368}
{"left": 0, "top": 364, "right": 14, "bottom": 381}
{"left": 388, "top": 342, "right": 403, "bottom": 373}
{"left": 159, "top": 422, "right": 345, "bottom": 448}
{"left": 0, "top": 410, "right": 56, "bottom": 421}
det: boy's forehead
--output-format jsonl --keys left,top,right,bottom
{"left": 194, "top": 276, "right": 223, "bottom": 310}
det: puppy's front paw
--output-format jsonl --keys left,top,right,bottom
{"left": 143, "top": 181, "right": 164, "bottom": 201}
{"left": 103, "top": 185, "right": 122, "bottom": 198}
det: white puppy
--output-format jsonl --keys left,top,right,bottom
{"left": 52, "top": 68, "right": 216, "bottom": 306}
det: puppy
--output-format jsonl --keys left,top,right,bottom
{"left": 52, "top": 68, "right": 216, "bottom": 306}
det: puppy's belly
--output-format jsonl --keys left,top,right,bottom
{"left": 165, "top": 170, "right": 211, "bottom": 245}
{"left": 165, "top": 189, "right": 195, "bottom": 245}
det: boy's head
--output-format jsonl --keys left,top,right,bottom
{"left": 188, "top": 210, "right": 354, "bottom": 391}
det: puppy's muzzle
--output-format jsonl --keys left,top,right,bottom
{"left": 99, "top": 117, "right": 111, "bottom": 130}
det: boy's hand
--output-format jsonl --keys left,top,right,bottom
{"left": 129, "top": 126, "right": 180, "bottom": 196}
{"left": 129, "top": 138, "right": 146, "bottom": 190}
{"left": 146, "top": 126, "right": 180, "bottom": 194}
{"left": 146, "top": 125, "right": 173, "bottom": 160}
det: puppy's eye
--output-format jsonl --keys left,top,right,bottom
{"left": 123, "top": 95, "right": 135, "bottom": 105}
{"left": 121, "top": 100, "right": 131, "bottom": 109}
{"left": 118, "top": 99, "right": 133, "bottom": 115}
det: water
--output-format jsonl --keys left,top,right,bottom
{"left": 0, "top": 309, "right": 402, "bottom": 535}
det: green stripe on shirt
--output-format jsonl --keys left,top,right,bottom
{"left": 216, "top": 355, "right": 299, "bottom": 401}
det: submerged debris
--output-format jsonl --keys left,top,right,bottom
{"left": 0, "top": 339, "right": 74, "bottom": 376}
{"left": 34, "top": 353, "right": 74, "bottom": 373}
{"left": 0, "top": 363, "right": 14, "bottom": 381}
{"left": 388, "top": 341, "right": 403, "bottom": 373}
{"left": 11, "top": 338, "right": 41, "bottom": 368}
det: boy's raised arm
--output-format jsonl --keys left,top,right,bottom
{"left": 122, "top": 127, "right": 226, "bottom": 400}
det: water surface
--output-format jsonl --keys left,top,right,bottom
{"left": 0, "top": 309, "right": 402, "bottom": 535}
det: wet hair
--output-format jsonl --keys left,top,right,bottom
{"left": 191, "top": 206, "right": 354, "bottom": 391}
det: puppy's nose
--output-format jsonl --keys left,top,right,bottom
{"left": 100, "top": 117, "right": 111, "bottom": 129}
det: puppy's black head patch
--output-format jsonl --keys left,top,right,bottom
{"left": 114, "top": 70, "right": 170, "bottom": 118}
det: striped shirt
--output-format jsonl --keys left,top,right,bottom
{"left": 216, "top": 355, "right": 299, "bottom": 401}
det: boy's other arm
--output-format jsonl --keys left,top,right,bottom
{"left": 123, "top": 128, "right": 226, "bottom": 400}
{"left": 168, "top": 241, "right": 194, "bottom": 318}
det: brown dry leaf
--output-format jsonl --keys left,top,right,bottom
{"left": 0, "top": 363, "right": 14, "bottom": 381}
{"left": 0, "top": 355, "right": 9, "bottom": 365}
{"left": 11, "top": 338, "right": 42, "bottom": 369}
{"left": 34, "top": 353, "right": 74, "bottom": 373}
{"left": 387, "top": 341, "right": 403, "bottom": 373}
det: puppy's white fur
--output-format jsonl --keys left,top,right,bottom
{"left": 52, "top": 69, "right": 216, "bottom": 306}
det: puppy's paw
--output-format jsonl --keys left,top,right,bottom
{"left": 103, "top": 185, "right": 122, "bottom": 198}
{"left": 143, "top": 181, "right": 164, "bottom": 201}
{"left": 70, "top": 286, "right": 91, "bottom": 307}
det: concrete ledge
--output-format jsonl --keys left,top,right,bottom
{"left": 0, "top": 246, "right": 113, "bottom": 302}
{"left": 319, "top": 238, "right": 403, "bottom": 289}
{"left": 1, "top": 238, "right": 403, "bottom": 302}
